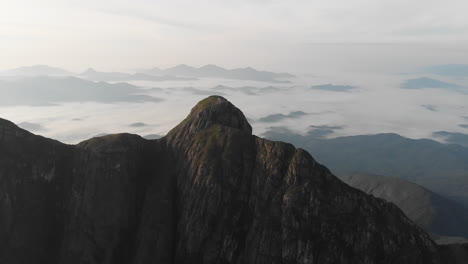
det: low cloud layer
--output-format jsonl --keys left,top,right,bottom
{"left": 305, "top": 125, "right": 345, "bottom": 139}
{"left": 212, "top": 85, "right": 281, "bottom": 96}
{"left": 180, "top": 87, "right": 225, "bottom": 96}
{"left": 143, "top": 134, "right": 163, "bottom": 140}
{"left": 81, "top": 68, "right": 197, "bottom": 82}
{"left": 433, "top": 131, "right": 468, "bottom": 147}
{"left": 1, "top": 66, "right": 467, "bottom": 145}
{"left": 309, "top": 125, "right": 344, "bottom": 130}
{"left": 310, "top": 84, "right": 356, "bottom": 92}
{"left": 262, "top": 124, "right": 344, "bottom": 141}
{"left": 17, "top": 122, "right": 45, "bottom": 132}
{"left": 129, "top": 122, "right": 148, "bottom": 128}
{"left": 259, "top": 111, "right": 307, "bottom": 123}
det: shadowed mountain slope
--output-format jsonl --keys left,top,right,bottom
{"left": 339, "top": 173, "right": 468, "bottom": 244}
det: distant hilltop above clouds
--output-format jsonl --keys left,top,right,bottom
{"left": 0, "top": 64, "right": 295, "bottom": 83}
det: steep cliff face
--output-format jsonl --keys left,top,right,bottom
{"left": 0, "top": 118, "right": 73, "bottom": 263}
{"left": 0, "top": 96, "right": 464, "bottom": 263}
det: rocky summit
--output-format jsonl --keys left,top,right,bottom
{"left": 0, "top": 96, "right": 466, "bottom": 264}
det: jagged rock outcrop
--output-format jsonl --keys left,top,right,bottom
{"left": 0, "top": 96, "right": 465, "bottom": 263}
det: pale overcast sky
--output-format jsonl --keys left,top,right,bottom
{"left": 1, "top": 0, "right": 468, "bottom": 72}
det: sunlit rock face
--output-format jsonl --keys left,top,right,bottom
{"left": 0, "top": 96, "right": 464, "bottom": 264}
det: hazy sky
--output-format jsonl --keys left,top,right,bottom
{"left": 1, "top": 0, "right": 468, "bottom": 73}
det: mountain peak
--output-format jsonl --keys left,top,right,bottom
{"left": 168, "top": 96, "right": 252, "bottom": 137}
{"left": 1, "top": 98, "right": 466, "bottom": 263}
{"left": 172, "top": 64, "right": 195, "bottom": 70}
{"left": 199, "top": 64, "right": 225, "bottom": 70}
{"left": 82, "top": 67, "right": 97, "bottom": 75}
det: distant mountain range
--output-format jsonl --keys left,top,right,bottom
{"left": 140, "top": 64, "right": 295, "bottom": 83}
{"left": 0, "top": 64, "right": 295, "bottom": 83}
{"left": 80, "top": 68, "right": 197, "bottom": 82}
{"left": 339, "top": 173, "right": 468, "bottom": 244}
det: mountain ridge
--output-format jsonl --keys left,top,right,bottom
{"left": 80, "top": 68, "right": 197, "bottom": 82}
{"left": 141, "top": 64, "right": 294, "bottom": 83}
{"left": 0, "top": 64, "right": 294, "bottom": 83}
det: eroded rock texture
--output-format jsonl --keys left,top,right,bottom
{"left": 0, "top": 96, "right": 464, "bottom": 263}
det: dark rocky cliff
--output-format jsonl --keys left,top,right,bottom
{"left": 0, "top": 96, "right": 465, "bottom": 263}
